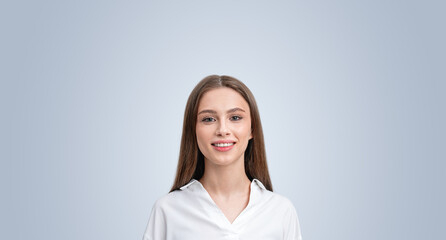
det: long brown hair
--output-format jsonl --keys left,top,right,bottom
{"left": 169, "top": 75, "right": 273, "bottom": 192}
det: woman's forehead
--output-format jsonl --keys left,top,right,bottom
{"left": 198, "top": 88, "right": 250, "bottom": 112}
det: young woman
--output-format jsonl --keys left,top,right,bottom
{"left": 143, "top": 75, "right": 302, "bottom": 240}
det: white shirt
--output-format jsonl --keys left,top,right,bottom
{"left": 143, "top": 179, "right": 302, "bottom": 240}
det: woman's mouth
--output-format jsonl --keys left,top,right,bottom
{"left": 211, "top": 142, "right": 235, "bottom": 152}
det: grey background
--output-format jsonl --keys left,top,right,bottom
{"left": 1, "top": 0, "right": 445, "bottom": 240}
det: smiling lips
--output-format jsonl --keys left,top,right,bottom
{"left": 211, "top": 141, "right": 236, "bottom": 152}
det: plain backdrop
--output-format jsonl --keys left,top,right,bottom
{"left": 1, "top": 0, "right": 445, "bottom": 240}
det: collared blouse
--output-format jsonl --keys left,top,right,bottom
{"left": 143, "top": 179, "right": 302, "bottom": 240}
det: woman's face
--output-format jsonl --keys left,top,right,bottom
{"left": 196, "top": 87, "right": 252, "bottom": 167}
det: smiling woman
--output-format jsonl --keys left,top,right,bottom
{"left": 196, "top": 88, "right": 253, "bottom": 171}
{"left": 142, "top": 75, "right": 302, "bottom": 240}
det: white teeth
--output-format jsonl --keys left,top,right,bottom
{"left": 214, "top": 143, "right": 234, "bottom": 147}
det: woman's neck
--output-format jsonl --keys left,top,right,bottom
{"left": 199, "top": 159, "right": 251, "bottom": 197}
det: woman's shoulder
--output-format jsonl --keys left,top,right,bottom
{"left": 266, "top": 190, "right": 297, "bottom": 211}
{"left": 151, "top": 189, "right": 188, "bottom": 209}
{"left": 253, "top": 179, "right": 297, "bottom": 210}
{"left": 270, "top": 188, "right": 295, "bottom": 203}
{"left": 151, "top": 180, "right": 199, "bottom": 210}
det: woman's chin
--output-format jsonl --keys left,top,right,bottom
{"left": 205, "top": 157, "right": 241, "bottom": 167}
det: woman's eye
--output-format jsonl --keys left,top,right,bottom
{"left": 231, "top": 116, "right": 242, "bottom": 121}
{"left": 201, "top": 117, "right": 215, "bottom": 122}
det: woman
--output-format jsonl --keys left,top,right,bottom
{"left": 143, "top": 75, "right": 302, "bottom": 240}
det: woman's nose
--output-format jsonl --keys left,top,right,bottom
{"left": 216, "top": 121, "right": 230, "bottom": 136}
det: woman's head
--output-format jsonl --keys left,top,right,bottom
{"left": 170, "top": 75, "right": 272, "bottom": 192}
{"left": 196, "top": 87, "right": 252, "bottom": 172}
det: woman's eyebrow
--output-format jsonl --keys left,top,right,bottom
{"left": 198, "top": 107, "right": 246, "bottom": 115}
{"left": 227, "top": 107, "right": 246, "bottom": 113}
{"left": 198, "top": 109, "right": 216, "bottom": 115}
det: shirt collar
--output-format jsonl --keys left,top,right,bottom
{"left": 180, "top": 179, "right": 198, "bottom": 190}
{"left": 179, "top": 178, "right": 266, "bottom": 191}
{"left": 252, "top": 178, "right": 266, "bottom": 190}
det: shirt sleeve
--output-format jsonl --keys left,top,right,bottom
{"left": 283, "top": 201, "right": 302, "bottom": 240}
{"left": 142, "top": 200, "right": 167, "bottom": 240}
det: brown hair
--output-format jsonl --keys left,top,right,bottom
{"left": 169, "top": 75, "right": 273, "bottom": 192}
